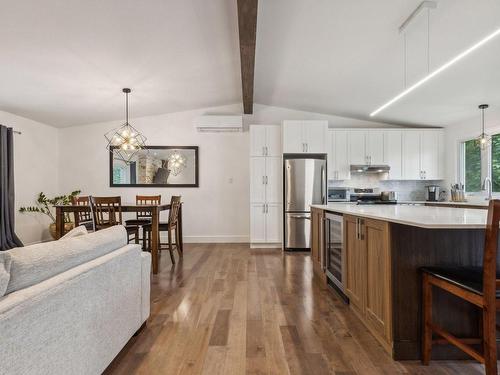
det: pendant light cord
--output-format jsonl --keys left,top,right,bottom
{"left": 126, "top": 91, "right": 129, "bottom": 124}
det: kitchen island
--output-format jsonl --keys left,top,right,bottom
{"left": 310, "top": 203, "right": 489, "bottom": 361}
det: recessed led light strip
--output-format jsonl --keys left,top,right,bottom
{"left": 370, "top": 26, "right": 500, "bottom": 117}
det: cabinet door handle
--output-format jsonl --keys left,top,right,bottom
{"left": 266, "top": 146, "right": 269, "bottom": 156}
{"left": 262, "top": 204, "right": 266, "bottom": 213}
{"left": 356, "top": 218, "right": 359, "bottom": 240}
{"left": 359, "top": 219, "right": 364, "bottom": 240}
{"left": 265, "top": 176, "right": 268, "bottom": 185}
{"left": 266, "top": 203, "right": 269, "bottom": 213}
{"left": 262, "top": 146, "right": 265, "bottom": 156}
{"left": 306, "top": 143, "right": 309, "bottom": 152}
{"left": 262, "top": 176, "right": 265, "bottom": 185}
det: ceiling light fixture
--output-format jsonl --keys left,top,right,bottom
{"left": 475, "top": 104, "right": 491, "bottom": 149}
{"left": 105, "top": 88, "right": 147, "bottom": 163}
{"left": 168, "top": 151, "right": 187, "bottom": 176}
{"left": 370, "top": 26, "right": 500, "bottom": 117}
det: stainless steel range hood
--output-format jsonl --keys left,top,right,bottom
{"left": 350, "top": 164, "right": 390, "bottom": 174}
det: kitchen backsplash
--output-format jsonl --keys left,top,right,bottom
{"left": 328, "top": 173, "right": 446, "bottom": 201}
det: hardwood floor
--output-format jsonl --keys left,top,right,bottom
{"left": 104, "top": 243, "right": 487, "bottom": 375}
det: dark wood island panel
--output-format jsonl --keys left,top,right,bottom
{"left": 390, "top": 223, "right": 498, "bottom": 360}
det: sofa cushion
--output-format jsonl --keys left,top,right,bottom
{"left": 60, "top": 225, "right": 88, "bottom": 240}
{"left": 5, "top": 225, "right": 127, "bottom": 295}
{"left": 0, "top": 252, "right": 12, "bottom": 297}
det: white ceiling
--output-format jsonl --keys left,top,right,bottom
{"left": 255, "top": 0, "right": 500, "bottom": 127}
{"left": 0, "top": 0, "right": 499, "bottom": 127}
{"left": 0, "top": 0, "right": 241, "bottom": 127}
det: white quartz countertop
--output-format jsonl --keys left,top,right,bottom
{"left": 311, "top": 203, "right": 488, "bottom": 229}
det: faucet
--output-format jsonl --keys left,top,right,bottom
{"left": 482, "top": 177, "right": 492, "bottom": 201}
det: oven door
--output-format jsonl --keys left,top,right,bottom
{"left": 324, "top": 213, "right": 344, "bottom": 293}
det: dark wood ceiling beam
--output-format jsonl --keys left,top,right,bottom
{"left": 237, "top": 0, "right": 258, "bottom": 114}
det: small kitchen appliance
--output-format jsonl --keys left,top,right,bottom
{"left": 327, "top": 187, "right": 351, "bottom": 202}
{"left": 426, "top": 185, "right": 442, "bottom": 202}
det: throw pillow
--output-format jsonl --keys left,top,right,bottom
{"left": 0, "top": 252, "right": 12, "bottom": 297}
{"left": 60, "top": 225, "right": 88, "bottom": 240}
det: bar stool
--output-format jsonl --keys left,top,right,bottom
{"left": 71, "top": 195, "right": 94, "bottom": 231}
{"left": 91, "top": 196, "right": 139, "bottom": 244}
{"left": 421, "top": 199, "right": 500, "bottom": 375}
{"left": 125, "top": 195, "right": 161, "bottom": 249}
{"left": 143, "top": 196, "right": 182, "bottom": 264}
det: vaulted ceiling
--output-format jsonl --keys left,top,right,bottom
{"left": 0, "top": 0, "right": 499, "bottom": 127}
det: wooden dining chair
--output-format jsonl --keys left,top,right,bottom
{"left": 91, "top": 196, "right": 139, "bottom": 244}
{"left": 143, "top": 195, "right": 182, "bottom": 264}
{"left": 421, "top": 199, "right": 500, "bottom": 374}
{"left": 71, "top": 195, "right": 94, "bottom": 231}
{"left": 124, "top": 195, "right": 161, "bottom": 249}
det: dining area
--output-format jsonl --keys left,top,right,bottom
{"left": 54, "top": 194, "right": 183, "bottom": 274}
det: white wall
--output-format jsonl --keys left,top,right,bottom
{"left": 6, "top": 102, "right": 422, "bottom": 244}
{"left": 0, "top": 111, "right": 60, "bottom": 245}
{"left": 57, "top": 103, "right": 397, "bottom": 243}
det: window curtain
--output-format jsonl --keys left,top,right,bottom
{"left": 0, "top": 125, "right": 23, "bottom": 250}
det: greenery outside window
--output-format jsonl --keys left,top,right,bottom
{"left": 461, "top": 132, "right": 500, "bottom": 194}
{"left": 463, "top": 139, "right": 481, "bottom": 192}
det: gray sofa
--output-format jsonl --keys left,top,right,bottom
{"left": 0, "top": 225, "right": 151, "bottom": 375}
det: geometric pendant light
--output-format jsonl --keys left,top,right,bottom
{"left": 105, "top": 88, "right": 147, "bottom": 163}
{"left": 167, "top": 150, "right": 187, "bottom": 176}
{"left": 475, "top": 104, "right": 491, "bottom": 150}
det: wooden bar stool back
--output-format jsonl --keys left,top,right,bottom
{"left": 125, "top": 195, "right": 161, "bottom": 225}
{"left": 421, "top": 199, "right": 500, "bottom": 374}
{"left": 91, "top": 196, "right": 138, "bottom": 244}
{"left": 71, "top": 195, "right": 94, "bottom": 231}
{"left": 143, "top": 195, "right": 182, "bottom": 264}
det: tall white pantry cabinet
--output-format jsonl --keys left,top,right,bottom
{"left": 250, "top": 125, "right": 282, "bottom": 246}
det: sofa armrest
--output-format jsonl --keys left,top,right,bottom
{"left": 140, "top": 252, "right": 151, "bottom": 322}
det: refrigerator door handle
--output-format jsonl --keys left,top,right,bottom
{"left": 321, "top": 165, "right": 326, "bottom": 204}
{"left": 288, "top": 214, "right": 310, "bottom": 219}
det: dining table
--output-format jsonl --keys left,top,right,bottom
{"left": 54, "top": 202, "right": 183, "bottom": 274}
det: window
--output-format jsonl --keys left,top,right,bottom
{"left": 492, "top": 134, "right": 500, "bottom": 192}
{"left": 461, "top": 132, "right": 500, "bottom": 194}
{"left": 463, "top": 139, "right": 481, "bottom": 192}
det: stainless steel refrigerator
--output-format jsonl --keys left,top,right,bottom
{"left": 283, "top": 155, "right": 327, "bottom": 250}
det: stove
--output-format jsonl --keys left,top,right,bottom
{"left": 349, "top": 188, "right": 398, "bottom": 205}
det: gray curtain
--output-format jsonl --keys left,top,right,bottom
{"left": 0, "top": 125, "right": 23, "bottom": 250}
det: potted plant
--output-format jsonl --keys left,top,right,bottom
{"left": 20, "top": 190, "right": 81, "bottom": 239}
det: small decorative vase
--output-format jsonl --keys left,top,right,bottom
{"left": 49, "top": 222, "right": 75, "bottom": 240}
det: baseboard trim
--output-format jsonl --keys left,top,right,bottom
{"left": 250, "top": 243, "right": 282, "bottom": 249}
{"left": 182, "top": 235, "right": 249, "bottom": 243}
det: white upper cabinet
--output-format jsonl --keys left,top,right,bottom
{"left": 366, "top": 130, "right": 385, "bottom": 165}
{"left": 329, "top": 130, "right": 349, "bottom": 180}
{"left": 348, "top": 130, "right": 366, "bottom": 165}
{"left": 302, "top": 121, "right": 328, "bottom": 153}
{"left": 420, "top": 131, "right": 439, "bottom": 180}
{"left": 265, "top": 126, "right": 282, "bottom": 156}
{"left": 401, "top": 130, "right": 444, "bottom": 180}
{"left": 250, "top": 126, "right": 266, "bottom": 156}
{"left": 282, "top": 121, "right": 303, "bottom": 153}
{"left": 250, "top": 125, "right": 281, "bottom": 157}
{"left": 402, "top": 130, "right": 422, "bottom": 180}
{"left": 282, "top": 120, "right": 327, "bottom": 153}
{"left": 384, "top": 131, "right": 402, "bottom": 180}
{"left": 348, "top": 130, "right": 384, "bottom": 165}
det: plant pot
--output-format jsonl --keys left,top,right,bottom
{"left": 49, "top": 222, "right": 75, "bottom": 240}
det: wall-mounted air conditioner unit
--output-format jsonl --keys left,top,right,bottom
{"left": 194, "top": 115, "right": 243, "bottom": 132}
